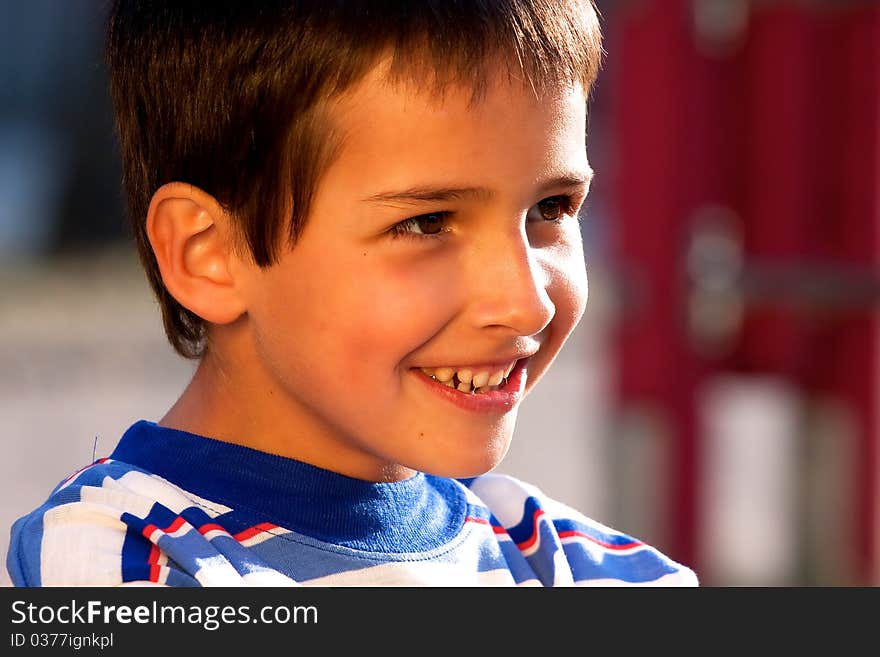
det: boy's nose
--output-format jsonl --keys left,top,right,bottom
{"left": 464, "top": 230, "right": 555, "bottom": 337}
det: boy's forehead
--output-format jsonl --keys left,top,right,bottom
{"left": 327, "top": 58, "right": 588, "bottom": 143}
{"left": 315, "top": 61, "right": 590, "bottom": 201}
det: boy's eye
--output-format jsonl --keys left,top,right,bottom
{"left": 529, "top": 195, "right": 573, "bottom": 222}
{"left": 391, "top": 211, "right": 450, "bottom": 237}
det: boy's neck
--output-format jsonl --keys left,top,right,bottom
{"left": 159, "top": 328, "right": 419, "bottom": 484}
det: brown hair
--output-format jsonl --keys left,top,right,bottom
{"left": 106, "top": 0, "right": 603, "bottom": 358}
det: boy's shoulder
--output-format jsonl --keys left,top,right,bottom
{"left": 7, "top": 458, "right": 155, "bottom": 586}
{"left": 461, "top": 472, "right": 699, "bottom": 586}
{"left": 6, "top": 457, "right": 291, "bottom": 587}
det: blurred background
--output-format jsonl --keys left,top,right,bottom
{"left": 1, "top": 0, "right": 878, "bottom": 587}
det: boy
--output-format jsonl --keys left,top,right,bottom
{"left": 7, "top": 0, "right": 697, "bottom": 586}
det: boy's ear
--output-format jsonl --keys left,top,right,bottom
{"left": 146, "top": 182, "right": 247, "bottom": 325}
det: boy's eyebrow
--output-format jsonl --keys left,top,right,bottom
{"left": 544, "top": 169, "right": 594, "bottom": 192}
{"left": 361, "top": 170, "right": 594, "bottom": 205}
{"left": 361, "top": 186, "right": 494, "bottom": 204}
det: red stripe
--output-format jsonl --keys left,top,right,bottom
{"left": 62, "top": 458, "right": 110, "bottom": 484}
{"left": 198, "top": 522, "right": 227, "bottom": 536}
{"left": 144, "top": 518, "right": 227, "bottom": 542}
{"left": 147, "top": 544, "right": 161, "bottom": 583}
{"left": 233, "top": 522, "right": 278, "bottom": 542}
{"left": 143, "top": 515, "right": 187, "bottom": 539}
{"left": 516, "top": 509, "right": 545, "bottom": 551}
{"left": 557, "top": 529, "right": 643, "bottom": 550}
{"left": 163, "top": 516, "right": 186, "bottom": 534}
{"left": 466, "top": 515, "right": 510, "bottom": 536}
{"left": 472, "top": 510, "right": 642, "bottom": 550}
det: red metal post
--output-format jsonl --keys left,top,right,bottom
{"left": 607, "top": 0, "right": 709, "bottom": 569}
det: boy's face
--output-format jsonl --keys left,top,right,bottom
{"left": 234, "top": 63, "right": 592, "bottom": 481}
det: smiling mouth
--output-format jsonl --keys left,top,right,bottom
{"left": 418, "top": 362, "right": 517, "bottom": 394}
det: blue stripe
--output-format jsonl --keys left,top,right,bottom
{"left": 120, "top": 526, "right": 155, "bottom": 584}
{"left": 496, "top": 539, "right": 541, "bottom": 585}
{"left": 7, "top": 514, "right": 45, "bottom": 587}
{"left": 564, "top": 542, "right": 678, "bottom": 583}
{"left": 504, "top": 496, "right": 542, "bottom": 544}
{"left": 521, "top": 518, "right": 562, "bottom": 586}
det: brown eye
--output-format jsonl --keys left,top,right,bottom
{"left": 536, "top": 196, "right": 566, "bottom": 221}
{"left": 391, "top": 211, "right": 451, "bottom": 238}
{"left": 414, "top": 213, "right": 446, "bottom": 235}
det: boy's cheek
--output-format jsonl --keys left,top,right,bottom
{"left": 542, "top": 239, "right": 590, "bottom": 320}
{"left": 353, "top": 247, "right": 461, "bottom": 306}
{"left": 568, "top": 257, "right": 590, "bottom": 319}
{"left": 338, "top": 263, "right": 460, "bottom": 349}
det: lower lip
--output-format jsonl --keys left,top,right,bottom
{"left": 412, "top": 359, "right": 529, "bottom": 414}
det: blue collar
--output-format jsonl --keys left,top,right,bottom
{"left": 111, "top": 420, "right": 467, "bottom": 553}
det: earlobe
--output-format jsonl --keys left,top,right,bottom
{"left": 146, "top": 182, "right": 247, "bottom": 325}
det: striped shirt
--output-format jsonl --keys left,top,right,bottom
{"left": 7, "top": 420, "right": 698, "bottom": 587}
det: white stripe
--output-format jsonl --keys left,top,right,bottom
{"left": 39, "top": 502, "right": 129, "bottom": 586}
{"left": 303, "top": 561, "right": 518, "bottom": 586}
{"left": 112, "top": 471, "right": 232, "bottom": 516}
{"left": 574, "top": 569, "right": 699, "bottom": 587}
{"left": 200, "top": 528, "right": 230, "bottom": 542}
{"left": 165, "top": 522, "right": 192, "bottom": 540}
{"left": 156, "top": 565, "right": 170, "bottom": 585}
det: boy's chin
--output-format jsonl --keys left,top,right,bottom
{"left": 414, "top": 442, "right": 513, "bottom": 480}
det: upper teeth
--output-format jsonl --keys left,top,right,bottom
{"left": 420, "top": 362, "right": 516, "bottom": 394}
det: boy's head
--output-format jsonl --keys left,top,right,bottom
{"left": 106, "top": 1, "right": 603, "bottom": 480}
{"left": 107, "top": 0, "right": 602, "bottom": 358}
